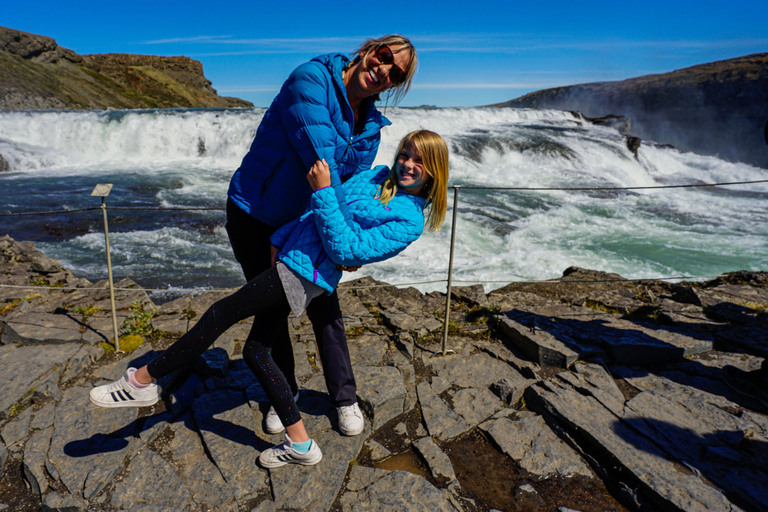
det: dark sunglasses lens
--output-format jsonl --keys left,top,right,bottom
{"left": 376, "top": 45, "right": 394, "bottom": 64}
{"left": 389, "top": 67, "right": 404, "bottom": 84}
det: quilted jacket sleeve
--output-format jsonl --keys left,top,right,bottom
{"left": 310, "top": 187, "right": 424, "bottom": 267}
{"left": 276, "top": 62, "right": 344, "bottom": 184}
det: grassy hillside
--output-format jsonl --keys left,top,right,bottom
{"left": 0, "top": 26, "right": 252, "bottom": 110}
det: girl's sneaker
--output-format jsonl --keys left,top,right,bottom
{"left": 258, "top": 434, "right": 322, "bottom": 468}
{"left": 89, "top": 368, "right": 159, "bottom": 408}
{"left": 264, "top": 391, "right": 300, "bottom": 434}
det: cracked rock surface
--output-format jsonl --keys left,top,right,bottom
{"left": 1, "top": 237, "right": 767, "bottom": 511}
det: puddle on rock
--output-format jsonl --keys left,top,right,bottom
{"left": 372, "top": 449, "right": 432, "bottom": 480}
{"left": 444, "top": 430, "right": 628, "bottom": 512}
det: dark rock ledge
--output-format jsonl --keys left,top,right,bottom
{"left": 1, "top": 233, "right": 767, "bottom": 511}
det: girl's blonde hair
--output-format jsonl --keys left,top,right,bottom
{"left": 378, "top": 130, "right": 449, "bottom": 232}
{"left": 351, "top": 34, "right": 418, "bottom": 106}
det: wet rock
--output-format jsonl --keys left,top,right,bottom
{"left": 22, "top": 425, "right": 53, "bottom": 495}
{"left": 271, "top": 426, "right": 367, "bottom": 512}
{"left": 344, "top": 464, "right": 389, "bottom": 492}
{"left": 367, "top": 439, "right": 392, "bottom": 461}
{"left": 481, "top": 415, "right": 592, "bottom": 478}
{"left": 354, "top": 365, "right": 407, "bottom": 430}
{"left": 417, "top": 381, "right": 469, "bottom": 441}
{"left": 41, "top": 491, "right": 88, "bottom": 512}
{"left": 341, "top": 470, "right": 460, "bottom": 512}
{"left": 192, "top": 389, "right": 268, "bottom": 500}
{"left": 111, "top": 448, "right": 193, "bottom": 509}
{"left": 48, "top": 387, "right": 142, "bottom": 500}
{"left": 412, "top": 437, "right": 458, "bottom": 485}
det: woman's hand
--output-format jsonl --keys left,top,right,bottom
{"left": 307, "top": 159, "right": 331, "bottom": 190}
{"left": 270, "top": 245, "right": 280, "bottom": 267}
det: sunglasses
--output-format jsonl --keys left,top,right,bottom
{"left": 374, "top": 44, "right": 407, "bottom": 85}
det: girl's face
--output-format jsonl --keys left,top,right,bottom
{"left": 396, "top": 141, "right": 430, "bottom": 196}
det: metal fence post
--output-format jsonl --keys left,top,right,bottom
{"left": 440, "top": 186, "right": 460, "bottom": 356}
{"left": 92, "top": 184, "right": 121, "bottom": 353}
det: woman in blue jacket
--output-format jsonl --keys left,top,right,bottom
{"left": 90, "top": 130, "right": 449, "bottom": 468}
{"left": 226, "top": 35, "right": 418, "bottom": 437}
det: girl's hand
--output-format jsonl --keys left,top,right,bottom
{"left": 307, "top": 159, "right": 331, "bottom": 190}
{"left": 270, "top": 245, "right": 280, "bottom": 267}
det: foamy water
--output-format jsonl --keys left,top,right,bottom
{"left": 1, "top": 107, "right": 766, "bottom": 297}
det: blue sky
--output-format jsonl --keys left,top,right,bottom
{"left": 3, "top": 1, "right": 767, "bottom": 107}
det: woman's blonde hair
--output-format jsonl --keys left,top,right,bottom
{"left": 351, "top": 34, "right": 418, "bottom": 105}
{"left": 378, "top": 130, "right": 449, "bottom": 232}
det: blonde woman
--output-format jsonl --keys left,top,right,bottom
{"left": 226, "top": 35, "right": 418, "bottom": 436}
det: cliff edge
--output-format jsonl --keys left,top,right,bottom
{"left": 495, "top": 53, "right": 768, "bottom": 169}
{"left": 0, "top": 26, "right": 253, "bottom": 110}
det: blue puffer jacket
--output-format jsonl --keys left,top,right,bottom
{"left": 270, "top": 166, "right": 426, "bottom": 294}
{"left": 228, "top": 53, "right": 391, "bottom": 228}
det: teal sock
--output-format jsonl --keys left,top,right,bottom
{"left": 292, "top": 439, "right": 312, "bottom": 453}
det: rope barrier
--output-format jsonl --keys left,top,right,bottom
{"left": 2, "top": 178, "right": 767, "bottom": 217}
{"left": 1, "top": 271, "right": 758, "bottom": 295}
{"left": 456, "top": 178, "right": 768, "bottom": 192}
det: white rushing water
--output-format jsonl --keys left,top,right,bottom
{"left": 1, "top": 107, "right": 767, "bottom": 296}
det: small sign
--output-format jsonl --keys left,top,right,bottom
{"left": 91, "top": 184, "right": 113, "bottom": 197}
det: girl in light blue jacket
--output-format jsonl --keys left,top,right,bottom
{"left": 90, "top": 130, "right": 449, "bottom": 468}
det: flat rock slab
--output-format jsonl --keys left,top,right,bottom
{"left": 526, "top": 378, "right": 743, "bottom": 512}
{"left": 110, "top": 448, "right": 193, "bottom": 510}
{"left": 0, "top": 343, "right": 83, "bottom": 419}
{"left": 2, "top": 311, "right": 85, "bottom": 344}
{"left": 340, "top": 469, "right": 460, "bottom": 512}
{"left": 48, "top": 387, "right": 142, "bottom": 500}
{"left": 480, "top": 414, "right": 593, "bottom": 478}
{"left": 446, "top": 387, "right": 503, "bottom": 427}
{"left": 491, "top": 315, "right": 582, "bottom": 367}
{"left": 163, "top": 412, "right": 236, "bottom": 510}
{"left": 428, "top": 351, "right": 524, "bottom": 389}
{"left": 354, "top": 366, "right": 407, "bottom": 430}
{"left": 192, "top": 389, "right": 268, "bottom": 500}
{"left": 417, "top": 381, "right": 469, "bottom": 441}
{"left": 412, "top": 437, "right": 458, "bottom": 485}
{"left": 271, "top": 426, "right": 367, "bottom": 512}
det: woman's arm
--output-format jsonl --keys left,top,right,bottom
{"left": 276, "top": 61, "right": 346, "bottom": 188}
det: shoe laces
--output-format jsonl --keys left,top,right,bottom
{"left": 339, "top": 403, "right": 362, "bottom": 419}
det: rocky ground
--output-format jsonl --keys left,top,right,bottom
{"left": 1, "top": 233, "right": 767, "bottom": 512}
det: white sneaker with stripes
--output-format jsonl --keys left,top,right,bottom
{"left": 258, "top": 434, "right": 323, "bottom": 468}
{"left": 89, "top": 368, "right": 159, "bottom": 408}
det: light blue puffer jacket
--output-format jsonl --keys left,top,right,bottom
{"left": 227, "top": 53, "right": 391, "bottom": 228}
{"left": 270, "top": 166, "right": 426, "bottom": 293}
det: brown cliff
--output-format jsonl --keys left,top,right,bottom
{"left": 0, "top": 26, "right": 253, "bottom": 110}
